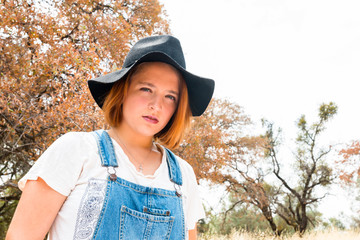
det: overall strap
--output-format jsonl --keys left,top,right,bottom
{"left": 92, "top": 130, "right": 118, "bottom": 167}
{"left": 92, "top": 130, "right": 182, "bottom": 185}
{"left": 165, "top": 148, "right": 183, "bottom": 186}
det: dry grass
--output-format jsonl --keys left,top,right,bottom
{"left": 199, "top": 229, "right": 360, "bottom": 240}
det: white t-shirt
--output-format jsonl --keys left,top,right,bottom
{"left": 19, "top": 131, "right": 205, "bottom": 240}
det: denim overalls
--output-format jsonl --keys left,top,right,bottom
{"left": 91, "top": 130, "right": 185, "bottom": 240}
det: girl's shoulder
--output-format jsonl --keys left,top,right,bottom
{"left": 18, "top": 131, "right": 100, "bottom": 195}
{"left": 49, "top": 131, "right": 97, "bottom": 151}
{"left": 56, "top": 131, "right": 94, "bottom": 141}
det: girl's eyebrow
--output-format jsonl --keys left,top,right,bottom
{"left": 137, "top": 81, "right": 155, "bottom": 88}
{"left": 138, "top": 81, "right": 179, "bottom": 95}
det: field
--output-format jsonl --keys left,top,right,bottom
{"left": 199, "top": 229, "right": 360, "bottom": 240}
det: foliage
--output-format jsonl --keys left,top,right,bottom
{"left": 337, "top": 139, "right": 360, "bottom": 228}
{"left": 0, "top": 0, "right": 169, "bottom": 234}
{"left": 201, "top": 205, "right": 274, "bottom": 235}
{"left": 262, "top": 102, "right": 338, "bottom": 234}
{"left": 321, "top": 217, "right": 346, "bottom": 230}
{"left": 338, "top": 140, "right": 360, "bottom": 184}
{"left": 175, "top": 98, "right": 262, "bottom": 180}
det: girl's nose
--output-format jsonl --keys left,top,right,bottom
{"left": 148, "top": 95, "right": 162, "bottom": 111}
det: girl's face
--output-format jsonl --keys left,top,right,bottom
{"left": 119, "top": 62, "right": 180, "bottom": 138}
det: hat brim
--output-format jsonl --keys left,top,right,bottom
{"left": 88, "top": 52, "right": 215, "bottom": 116}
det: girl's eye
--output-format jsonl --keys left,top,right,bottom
{"left": 166, "top": 95, "right": 177, "bottom": 101}
{"left": 140, "top": 87, "right": 152, "bottom": 92}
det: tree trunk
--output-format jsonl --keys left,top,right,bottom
{"left": 299, "top": 205, "right": 308, "bottom": 235}
{"left": 261, "top": 207, "right": 282, "bottom": 236}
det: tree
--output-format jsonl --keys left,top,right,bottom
{"left": 175, "top": 98, "right": 256, "bottom": 181}
{"left": 174, "top": 99, "right": 282, "bottom": 234}
{"left": 176, "top": 99, "right": 338, "bottom": 236}
{"left": 0, "top": 0, "right": 169, "bottom": 235}
{"left": 262, "top": 102, "right": 338, "bottom": 234}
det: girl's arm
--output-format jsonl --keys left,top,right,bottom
{"left": 6, "top": 177, "right": 67, "bottom": 240}
{"left": 189, "top": 225, "right": 198, "bottom": 240}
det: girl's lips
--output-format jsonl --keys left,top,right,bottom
{"left": 143, "top": 115, "right": 159, "bottom": 124}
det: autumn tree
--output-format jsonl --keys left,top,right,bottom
{"left": 174, "top": 99, "right": 282, "bottom": 235}
{"left": 262, "top": 102, "right": 338, "bottom": 235}
{"left": 0, "top": 0, "right": 169, "bottom": 235}
{"left": 175, "top": 98, "right": 258, "bottom": 181}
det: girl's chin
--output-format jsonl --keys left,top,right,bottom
{"left": 136, "top": 127, "right": 164, "bottom": 138}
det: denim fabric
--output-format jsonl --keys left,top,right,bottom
{"left": 91, "top": 130, "right": 185, "bottom": 240}
{"left": 93, "top": 130, "right": 118, "bottom": 167}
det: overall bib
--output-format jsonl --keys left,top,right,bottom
{"left": 91, "top": 130, "right": 185, "bottom": 240}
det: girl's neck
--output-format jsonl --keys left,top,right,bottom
{"left": 110, "top": 125, "right": 153, "bottom": 150}
{"left": 109, "top": 125, "right": 162, "bottom": 175}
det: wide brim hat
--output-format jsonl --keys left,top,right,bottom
{"left": 88, "top": 35, "right": 215, "bottom": 116}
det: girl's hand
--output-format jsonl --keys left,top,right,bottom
{"left": 6, "top": 177, "right": 66, "bottom": 240}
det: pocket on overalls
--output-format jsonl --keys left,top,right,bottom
{"left": 119, "top": 205, "right": 175, "bottom": 240}
{"left": 143, "top": 206, "right": 171, "bottom": 216}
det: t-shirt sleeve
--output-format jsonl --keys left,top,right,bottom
{"left": 179, "top": 158, "right": 206, "bottom": 230}
{"left": 18, "top": 132, "right": 89, "bottom": 196}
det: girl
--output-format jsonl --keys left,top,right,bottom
{"left": 6, "top": 35, "right": 215, "bottom": 240}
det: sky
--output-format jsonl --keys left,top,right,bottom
{"left": 160, "top": 0, "right": 360, "bottom": 223}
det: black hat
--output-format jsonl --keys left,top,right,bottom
{"left": 88, "top": 35, "right": 215, "bottom": 116}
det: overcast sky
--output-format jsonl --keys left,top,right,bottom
{"left": 160, "top": 0, "right": 360, "bottom": 222}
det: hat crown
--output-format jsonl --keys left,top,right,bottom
{"left": 123, "top": 35, "right": 186, "bottom": 69}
